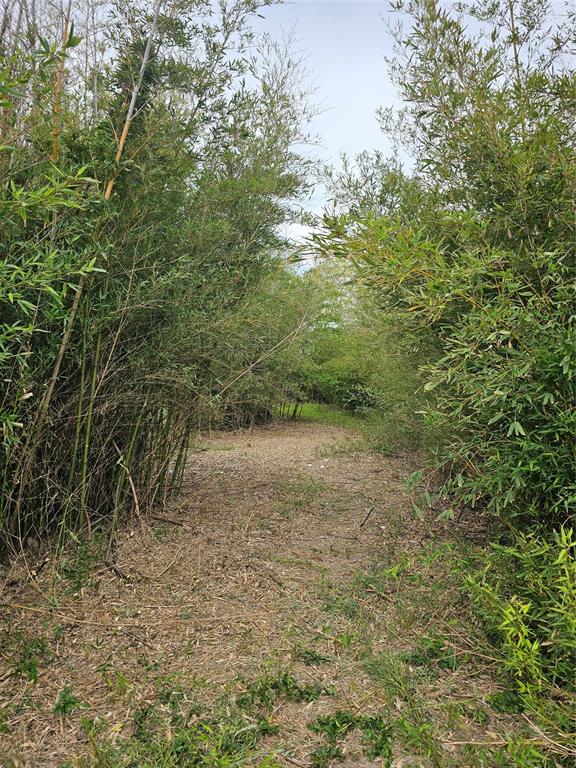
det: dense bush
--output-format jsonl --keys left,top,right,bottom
{"left": 315, "top": 0, "right": 576, "bottom": 524}
{"left": 470, "top": 528, "right": 576, "bottom": 694}
{"left": 313, "top": 0, "right": 576, "bottom": 759}
{"left": 319, "top": 218, "right": 576, "bottom": 527}
{"left": 0, "top": 0, "right": 313, "bottom": 556}
{"left": 279, "top": 262, "right": 430, "bottom": 452}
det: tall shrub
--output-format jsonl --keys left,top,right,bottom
{"left": 315, "top": 0, "right": 576, "bottom": 527}
{"left": 314, "top": 1, "right": 576, "bottom": 756}
{"left": 0, "top": 0, "right": 314, "bottom": 555}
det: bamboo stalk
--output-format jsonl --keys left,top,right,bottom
{"left": 12, "top": 274, "right": 85, "bottom": 539}
{"left": 50, "top": 0, "right": 73, "bottom": 163}
{"left": 66, "top": 305, "right": 89, "bottom": 494}
{"left": 103, "top": 0, "right": 163, "bottom": 201}
{"left": 79, "top": 331, "right": 101, "bottom": 526}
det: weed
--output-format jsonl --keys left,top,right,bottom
{"left": 0, "top": 696, "right": 32, "bottom": 736}
{"left": 309, "top": 710, "right": 393, "bottom": 767}
{"left": 360, "top": 715, "right": 394, "bottom": 760}
{"left": 132, "top": 705, "right": 162, "bottom": 743}
{"left": 237, "top": 671, "right": 325, "bottom": 710}
{"left": 151, "top": 524, "right": 171, "bottom": 542}
{"left": 136, "top": 653, "right": 164, "bottom": 671}
{"left": 363, "top": 651, "right": 443, "bottom": 761}
{"left": 395, "top": 715, "right": 438, "bottom": 759}
{"left": 10, "top": 634, "right": 52, "bottom": 683}
{"left": 310, "top": 743, "right": 344, "bottom": 768}
{"left": 332, "top": 631, "right": 357, "bottom": 651}
{"left": 102, "top": 670, "right": 133, "bottom": 700}
{"left": 468, "top": 704, "right": 489, "bottom": 725}
{"left": 364, "top": 650, "right": 411, "bottom": 699}
{"left": 323, "top": 591, "right": 362, "bottom": 620}
{"left": 401, "top": 635, "right": 459, "bottom": 672}
{"left": 53, "top": 686, "right": 87, "bottom": 716}
{"left": 489, "top": 688, "right": 524, "bottom": 714}
{"left": 130, "top": 712, "right": 281, "bottom": 764}
{"left": 70, "top": 669, "right": 295, "bottom": 767}
{"left": 309, "top": 710, "right": 357, "bottom": 741}
{"left": 58, "top": 535, "right": 103, "bottom": 593}
{"left": 353, "top": 557, "right": 411, "bottom": 598}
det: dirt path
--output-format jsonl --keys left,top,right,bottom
{"left": 0, "top": 422, "right": 525, "bottom": 767}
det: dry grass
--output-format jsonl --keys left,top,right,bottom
{"left": 0, "top": 422, "right": 531, "bottom": 767}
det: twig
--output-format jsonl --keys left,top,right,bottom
{"left": 113, "top": 442, "right": 146, "bottom": 529}
{"left": 1, "top": 603, "right": 213, "bottom": 628}
{"left": 50, "top": 0, "right": 73, "bottom": 162}
{"left": 152, "top": 543, "right": 184, "bottom": 579}
{"left": 442, "top": 739, "right": 510, "bottom": 747}
{"left": 522, "top": 714, "right": 576, "bottom": 756}
{"left": 12, "top": 275, "right": 85, "bottom": 527}
{"left": 151, "top": 514, "right": 195, "bottom": 530}
{"left": 282, "top": 755, "right": 307, "bottom": 767}
{"left": 359, "top": 506, "right": 374, "bottom": 527}
{"left": 219, "top": 312, "right": 309, "bottom": 395}
{"left": 105, "top": 558, "right": 132, "bottom": 581}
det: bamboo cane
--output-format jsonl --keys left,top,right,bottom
{"left": 50, "top": 0, "right": 73, "bottom": 163}
{"left": 103, "top": 0, "right": 163, "bottom": 201}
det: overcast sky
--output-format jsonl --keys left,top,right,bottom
{"left": 253, "top": 1, "right": 400, "bottom": 219}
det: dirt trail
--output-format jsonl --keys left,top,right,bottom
{"left": 0, "top": 422, "right": 521, "bottom": 767}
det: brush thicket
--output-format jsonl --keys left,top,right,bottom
{"left": 0, "top": 0, "right": 314, "bottom": 557}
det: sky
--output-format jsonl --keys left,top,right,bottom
{"left": 252, "top": 1, "right": 400, "bottom": 222}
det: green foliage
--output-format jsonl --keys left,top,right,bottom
{"left": 279, "top": 262, "right": 431, "bottom": 453}
{"left": 0, "top": 0, "right": 314, "bottom": 557}
{"left": 489, "top": 689, "right": 524, "bottom": 715}
{"left": 309, "top": 710, "right": 393, "bottom": 767}
{"left": 236, "top": 671, "right": 325, "bottom": 709}
{"left": 312, "top": 1, "right": 576, "bottom": 761}
{"left": 292, "top": 646, "right": 331, "bottom": 666}
{"left": 317, "top": 215, "right": 575, "bottom": 525}
{"left": 310, "top": 743, "right": 344, "bottom": 768}
{"left": 9, "top": 634, "right": 53, "bottom": 683}
{"left": 296, "top": 402, "right": 365, "bottom": 430}
{"left": 315, "top": 1, "right": 576, "bottom": 526}
{"left": 53, "top": 686, "right": 86, "bottom": 717}
{"left": 401, "top": 635, "right": 459, "bottom": 672}
{"left": 79, "top": 711, "right": 282, "bottom": 767}
{"left": 58, "top": 533, "right": 104, "bottom": 592}
{"left": 470, "top": 528, "right": 575, "bottom": 697}
{"left": 72, "top": 669, "right": 329, "bottom": 767}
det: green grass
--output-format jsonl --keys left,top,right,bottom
{"left": 295, "top": 402, "right": 366, "bottom": 430}
{"left": 400, "top": 635, "right": 460, "bottom": 672}
{"left": 292, "top": 403, "right": 421, "bottom": 455}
